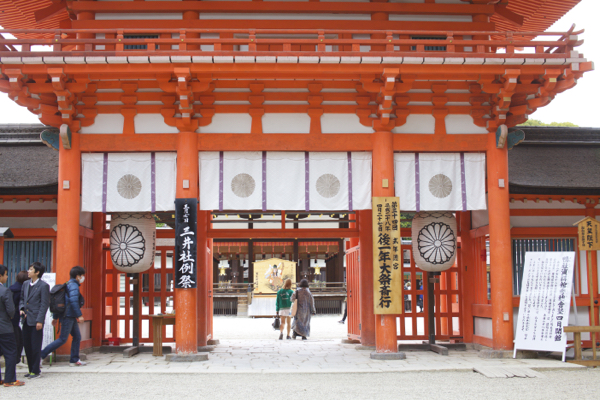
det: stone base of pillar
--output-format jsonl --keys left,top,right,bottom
{"left": 370, "top": 351, "right": 406, "bottom": 360}
{"left": 198, "top": 346, "right": 216, "bottom": 352}
{"left": 207, "top": 339, "right": 220, "bottom": 345}
{"left": 342, "top": 338, "right": 361, "bottom": 344}
{"left": 166, "top": 353, "right": 209, "bottom": 362}
{"left": 355, "top": 345, "right": 376, "bottom": 351}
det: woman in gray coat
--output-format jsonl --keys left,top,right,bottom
{"left": 291, "top": 279, "right": 316, "bottom": 340}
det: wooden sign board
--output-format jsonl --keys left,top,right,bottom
{"left": 372, "top": 197, "right": 403, "bottom": 314}
{"left": 514, "top": 252, "right": 575, "bottom": 361}
{"left": 253, "top": 258, "right": 296, "bottom": 294}
{"left": 575, "top": 217, "right": 600, "bottom": 251}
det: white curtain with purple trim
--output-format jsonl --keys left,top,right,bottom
{"left": 199, "top": 151, "right": 372, "bottom": 211}
{"left": 81, "top": 152, "right": 177, "bottom": 212}
{"left": 393, "top": 153, "right": 486, "bottom": 211}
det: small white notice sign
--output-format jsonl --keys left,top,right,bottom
{"left": 514, "top": 252, "right": 575, "bottom": 361}
{"left": 40, "top": 273, "right": 56, "bottom": 349}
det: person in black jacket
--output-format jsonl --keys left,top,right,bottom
{"left": 40, "top": 266, "right": 87, "bottom": 367}
{"left": 0, "top": 265, "right": 24, "bottom": 387}
{"left": 19, "top": 262, "right": 50, "bottom": 379}
{"left": 9, "top": 270, "right": 28, "bottom": 364}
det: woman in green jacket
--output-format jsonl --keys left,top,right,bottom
{"left": 275, "top": 279, "right": 294, "bottom": 340}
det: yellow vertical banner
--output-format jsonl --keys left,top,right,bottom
{"left": 372, "top": 197, "right": 403, "bottom": 314}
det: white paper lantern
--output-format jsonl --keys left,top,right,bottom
{"left": 109, "top": 213, "right": 156, "bottom": 273}
{"left": 411, "top": 212, "right": 457, "bottom": 272}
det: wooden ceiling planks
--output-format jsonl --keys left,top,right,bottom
{"left": 0, "top": 1, "right": 582, "bottom": 39}
{"left": 491, "top": 0, "right": 581, "bottom": 34}
{"left": 0, "top": 0, "right": 69, "bottom": 38}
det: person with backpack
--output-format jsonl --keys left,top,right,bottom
{"left": 19, "top": 262, "right": 50, "bottom": 379}
{"left": 0, "top": 264, "right": 24, "bottom": 387}
{"left": 40, "top": 266, "right": 87, "bottom": 367}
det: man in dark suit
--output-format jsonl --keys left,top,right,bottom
{"left": 19, "top": 262, "right": 50, "bottom": 379}
{"left": 0, "top": 264, "right": 24, "bottom": 387}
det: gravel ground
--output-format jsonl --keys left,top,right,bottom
{"left": 5, "top": 316, "right": 599, "bottom": 399}
{"left": 213, "top": 314, "right": 348, "bottom": 339}
{"left": 4, "top": 369, "right": 600, "bottom": 400}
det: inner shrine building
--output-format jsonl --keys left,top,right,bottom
{"left": 0, "top": 0, "right": 596, "bottom": 357}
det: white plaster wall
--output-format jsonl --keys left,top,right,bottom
{"left": 198, "top": 113, "right": 252, "bottom": 134}
{"left": 262, "top": 113, "right": 311, "bottom": 134}
{"left": 200, "top": 13, "right": 371, "bottom": 20}
{"left": 509, "top": 200, "right": 586, "bottom": 210}
{"left": 80, "top": 114, "right": 124, "bottom": 134}
{"left": 135, "top": 114, "right": 179, "bottom": 134}
{"left": 389, "top": 14, "right": 472, "bottom": 22}
{"left": 471, "top": 209, "right": 489, "bottom": 229}
{"left": 80, "top": 211, "right": 93, "bottom": 229}
{"left": 0, "top": 217, "right": 57, "bottom": 229}
{"left": 392, "top": 114, "right": 435, "bottom": 134}
{"left": 474, "top": 317, "right": 493, "bottom": 339}
{"left": 510, "top": 215, "right": 586, "bottom": 228}
{"left": 96, "top": 13, "right": 183, "bottom": 20}
{"left": 445, "top": 114, "right": 488, "bottom": 134}
{"left": 0, "top": 202, "right": 57, "bottom": 210}
{"left": 321, "top": 114, "right": 373, "bottom": 134}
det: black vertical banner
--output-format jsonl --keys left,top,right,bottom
{"left": 175, "top": 198, "right": 198, "bottom": 289}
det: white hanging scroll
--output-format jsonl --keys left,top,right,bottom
{"left": 199, "top": 151, "right": 372, "bottom": 211}
{"left": 393, "top": 152, "right": 486, "bottom": 211}
{"left": 81, "top": 152, "right": 177, "bottom": 212}
{"left": 514, "top": 252, "right": 575, "bottom": 361}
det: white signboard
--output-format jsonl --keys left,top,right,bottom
{"left": 514, "top": 252, "right": 575, "bottom": 361}
{"left": 40, "top": 273, "right": 56, "bottom": 349}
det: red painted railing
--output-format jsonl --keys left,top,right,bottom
{"left": 346, "top": 245, "right": 360, "bottom": 341}
{"left": 0, "top": 28, "right": 584, "bottom": 59}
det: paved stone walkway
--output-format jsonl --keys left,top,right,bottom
{"left": 19, "top": 316, "right": 587, "bottom": 375}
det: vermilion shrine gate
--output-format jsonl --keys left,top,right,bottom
{"left": 0, "top": 0, "right": 596, "bottom": 358}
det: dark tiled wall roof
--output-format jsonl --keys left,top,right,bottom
{"left": 508, "top": 127, "right": 600, "bottom": 195}
{"left": 0, "top": 124, "right": 58, "bottom": 195}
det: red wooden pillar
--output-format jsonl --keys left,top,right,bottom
{"left": 349, "top": 214, "right": 359, "bottom": 248}
{"left": 90, "top": 212, "right": 105, "bottom": 346}
{"left": 358, "top": 209, "right": 375, "bottom": 346}
{"left": 372, "top": 129, "right": 398, "bottom": 353}
{"left": 207, "top": 235, "right": 214, "bottom": 341}
{"left": 55, "top": 128, "right": 81, "bottom": 355}
{"left": 175, "top": 130, "right": 198, "bottom": 353}
{"left": 197, "top": 210, "right": 209, "bottom": 347}
{"left": 486, "top": 133, "right": 514, "bottom": 350}
{"left": 459, "top": 211, "right": 475, "bottom": 343}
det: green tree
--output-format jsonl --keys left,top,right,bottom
{"left": 518, "top": 119, "right": 578, "bottom": 127}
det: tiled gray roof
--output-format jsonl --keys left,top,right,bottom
{"left": 508, "top": 127, "right": 600, "bottom": 195}
{"left": 0, "top": 124, "right": 58, "bottom": 194}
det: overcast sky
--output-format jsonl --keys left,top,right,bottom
{"left": 0, "top": 1, "right": 597, "bottom": 127}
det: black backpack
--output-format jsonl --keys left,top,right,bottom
{"left": 49, "top": 283, "right": 68, "bottom": 316}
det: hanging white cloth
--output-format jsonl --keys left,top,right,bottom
{"left": 199, "top": 151, "right": 372, "bottom": 211}
{"left": 394, "top": 152, "right": 486, "bottom": 211}
{"left": 81, "top": 152, "right": 177, "bottom": 212}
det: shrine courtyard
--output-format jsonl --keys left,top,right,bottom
{"left": 6, "top": 316, "right": 599, "bottom": 399}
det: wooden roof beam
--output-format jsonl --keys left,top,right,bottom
{"left": 69, "top": 2, "right": 495, "bottom": 16}
{"left": 34, "top": 1, "right": 68, "bottom": 25}
{"left": 493, "top": 4, "right": 524, "bottom": 27}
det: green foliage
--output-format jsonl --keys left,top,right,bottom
{"left": 400, "top": 212, "right": 414, "bottom": 228}
{"left": 518, "top": 119, "right": 579, "bottom": 127}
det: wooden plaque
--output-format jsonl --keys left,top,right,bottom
{"left": 372, "top": 197, "right": 403, "bottom": 315}
{"left": 576, "top": 217, "right": 600, "bottom": 251}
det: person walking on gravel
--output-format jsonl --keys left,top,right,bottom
{"left": 40, "top": 266, "right": 87, "bottom": 367}
{"left": 0, "top": 264, "right": 25, "bottom": 387}
{"left": 275, "top": 279, "right": 294, "bottom": 340}
{"left": 291, "top": 279, "right": 316, "bottom": 340}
